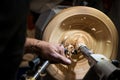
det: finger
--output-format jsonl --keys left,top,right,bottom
{"left": 59, "top": 44, "right": 66, "bottom": 56}
{"left": 56, "top": 53, "right": 71, "bottom": 65}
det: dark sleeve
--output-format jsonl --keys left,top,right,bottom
{"left": 0, "top": 0, "right": 30, "bottom": 80}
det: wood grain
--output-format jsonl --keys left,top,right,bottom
{"left": 42, "top": 6, "right": 118, "bottom": 80}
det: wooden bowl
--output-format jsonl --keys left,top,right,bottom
{"left": 42, "top": 6, "right": 118, "bottom": 80}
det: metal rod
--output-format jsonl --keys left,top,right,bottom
{"left": 32, "top": 60, "right": 50, "bottom": 79}
{"left": 79, "top": 44, "right": 93, "bottom": 57}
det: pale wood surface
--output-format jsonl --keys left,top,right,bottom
{"left": 42, "top": 6, "right": 118, "bottom": 80}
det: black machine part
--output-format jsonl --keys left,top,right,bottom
{"left": 79, "top": 44, "right": 120, "bottom": 80}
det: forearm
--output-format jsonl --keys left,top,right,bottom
{"left": 24, "top": 38, "right": 40, "bottom": 53}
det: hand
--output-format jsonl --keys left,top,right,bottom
{"left": 35, "top": 41, "right": 71, "bottom": 65}
{"left": 25, "top": 38, "right": 71, "bottom": 65}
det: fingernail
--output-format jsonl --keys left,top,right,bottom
{"left": 66, "top": 59, "right": 71, "bottom": 64}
